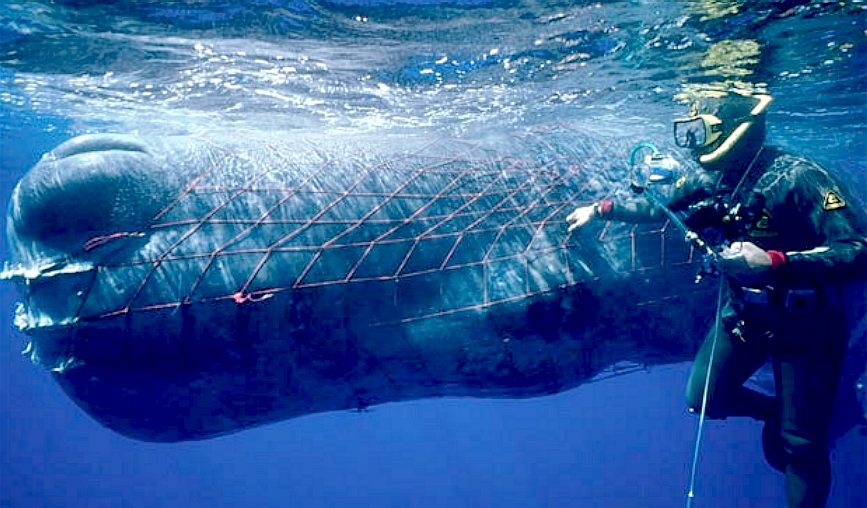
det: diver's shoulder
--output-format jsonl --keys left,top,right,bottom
{"left": 762, "top": 147, "right": 830, "bottom": 181}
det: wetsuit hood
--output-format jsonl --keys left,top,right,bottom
{"left": 676, "top": 90, "right": 772, "bottom": 173}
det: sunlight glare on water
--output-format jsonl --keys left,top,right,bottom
{"left": 4, "top": 0, "right": 860, "bottom": 141}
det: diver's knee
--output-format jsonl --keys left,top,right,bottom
{"left": 762, "top": 421, "right": 787, "bottom": 473}
{"left": 686, "top": 405, "right": 727, "bottom": 420}
{"left": 780, "top": 430, "right": 829, "bottom": 465}
{"left": 685, "top": 395, "right": 727, "bottom": 420}
{"left": 685, "top": 390, "right": 702, "bottom": 414}
{"left": 684, "top": 379, "right": 706, "bottom": 414}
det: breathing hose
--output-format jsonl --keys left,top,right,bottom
{"left": 627, "top": 142, "right": 726, "bottom": 507}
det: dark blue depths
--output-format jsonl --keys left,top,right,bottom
{"left": 1, "top": 1, "right": 866, "bottom": 507}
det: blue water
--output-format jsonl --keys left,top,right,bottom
{"left": 1, "top": 1, "right": 865, "bottom": 507}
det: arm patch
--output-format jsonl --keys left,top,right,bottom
{"left": 823, "top": 190, "right": 846, "bottom": 211}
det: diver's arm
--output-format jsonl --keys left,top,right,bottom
{"left": 597, "top": 172, "right": 712, "bottom": 223}
{"left": 567, "top": 172, "right": 712, "bottom": 231}
{"left": 601, "top": 196, "right": 663, "bottom": 222}
{"left": 566, "top": 195, "right": 661, "bottom": 230}
{"left": 776, "top": 165, "right": 867, "bottom": 281}
{"left": 719, "top": 162, "right": 867, "bottom": 284}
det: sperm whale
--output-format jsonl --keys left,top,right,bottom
{"left": 2, "top": 132, "right": 735, "bottom": 441}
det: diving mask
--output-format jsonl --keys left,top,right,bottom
{"left": 672, "top": 92, "right": 773, "bottom": 165}
{"left": 673, "top": 114, "right": 722, "bottom": 148}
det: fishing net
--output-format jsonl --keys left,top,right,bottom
{"left": 27, "top": 134, "right": 699, "bottom": 327}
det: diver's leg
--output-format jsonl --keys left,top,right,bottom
{"left": 761, "top": 358, "right": 786, "bottom": 472}
{"left": 777, "top": 316, "right": 848, "bottom": 508}
{"left": 685, "top": 311, "right": 773, "bottom": 420}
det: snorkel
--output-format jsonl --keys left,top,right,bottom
{"left": 628, "top": 142, "right": 720, "bottom": 281}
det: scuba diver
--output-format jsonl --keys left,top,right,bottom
{"left": 565, "top": 89, "right": 867, "bottom": 508}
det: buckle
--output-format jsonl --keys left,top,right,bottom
{"left": 740, "top": 286, "right": 771, "bottom": 306}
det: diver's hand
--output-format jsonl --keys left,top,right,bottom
{"left": 719, "top": 241, "right": 773, "bottom": 284}
{"left": 566, "top": 204, "right": 598, "bottom": 232}
{"left": 566, "top": 204, "right": 597, "bottom": 232}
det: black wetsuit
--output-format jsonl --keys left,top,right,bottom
{"left": 606, "top": 147, "right": 867, "bottom": 508}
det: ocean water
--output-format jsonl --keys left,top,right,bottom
{"left": 0, "top": 1, "right": 865, "bottom": 507}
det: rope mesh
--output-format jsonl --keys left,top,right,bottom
{"left": 67, "top": 137, "right": 696, "bottom": 325}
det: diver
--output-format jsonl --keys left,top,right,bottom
{"left": 565, "top": 89, "right": 867, "bottom": 508}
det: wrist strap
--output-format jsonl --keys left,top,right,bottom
{"left": 767, "top": 250, "right": 786, "bottom": 269}
{"left": 596, "top": 199, "right": 613, "bottom": 217}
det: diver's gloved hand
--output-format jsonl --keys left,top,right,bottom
{"left": 566, "top": 204, "right": 596, "bottom": 232}
{"left": 719, "top": 241, "right": 786, "bottom": 285}
{"left": 566, "top": 200, "right": 612, "bottom": 232}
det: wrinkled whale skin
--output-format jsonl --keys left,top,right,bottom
{"left": 6, "top": 133, "right": 717, "bottom": 441}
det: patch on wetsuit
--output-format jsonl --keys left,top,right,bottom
{"left": 748, "top": 209, "right": 778, "bottom": 237}
{"left": 823, "top": 191, "right": 846, "bottom": 211}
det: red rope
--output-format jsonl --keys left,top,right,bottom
{"left": 70, "top": 138, "right": 682, "bottom": 321}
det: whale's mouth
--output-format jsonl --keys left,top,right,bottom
{"left": 1, "top": 257, "right": 96, "bottom": 327}
{"left": 0, "top": 257, "right": 97, "bottom": 371}
{"left": 3, "top": 135, "right": 166, "bottom": 367}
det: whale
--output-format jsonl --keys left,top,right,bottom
{"left": 5, "top": 131, "right": 851, "bottom": 442}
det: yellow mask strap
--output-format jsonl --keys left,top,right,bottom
{"left": 698, "top": 94, "right": 773, "bottom": 164}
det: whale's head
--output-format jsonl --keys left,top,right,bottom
{"left": 2, "top": 131, "right": 400, "bottom": 376}
{"left": 2, "top": 134, "right": 180, "bottom": 368}
{"left": 7, "top": 135, "right": 166, "bottom": 260}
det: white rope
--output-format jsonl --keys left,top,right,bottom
{"left": 685, "top": 134, "right": 762, "bottom": 507}
{"left": 685, "top": 277, "right": 727, "bottom": 507}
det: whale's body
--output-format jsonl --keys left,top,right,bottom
{"left": 2, "top": 132, "right": 736, "bottom": 441}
